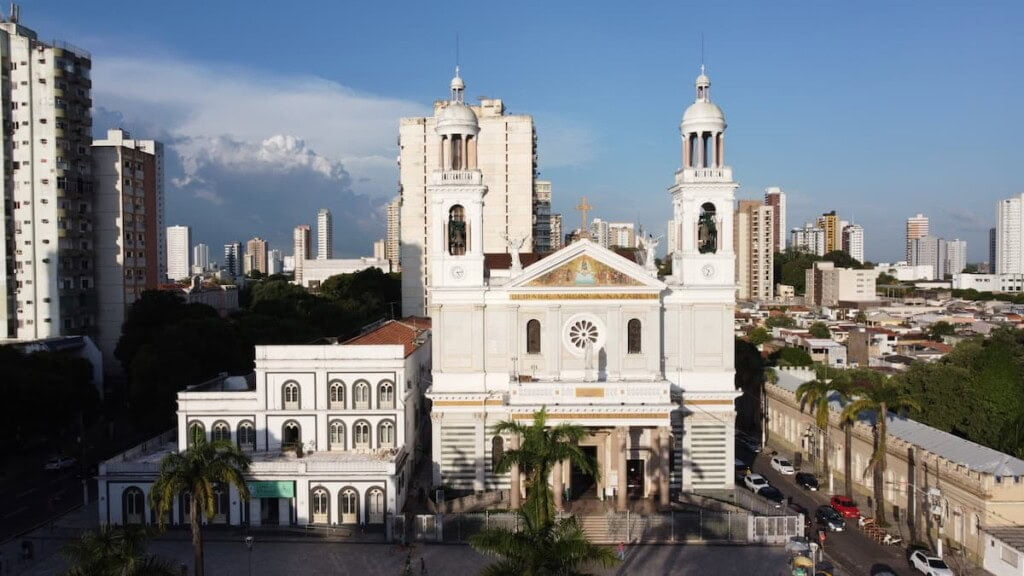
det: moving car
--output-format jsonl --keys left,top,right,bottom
{"left": 815, "top": 505, "right": 846, "bottom": 532}
{"left": 795, "top": 472, "right": 819, "bottom": 490}
{"left": 759, "top": 485, "right": 785, "bottom": 508}
{"left": 909, "top": 550, "right": 953, "bottom": 576}
{"left": 744, "top": 473, "right": 769, "bottom": 493}
{"left": 737, "top": 435, "right": 762, "bottom": 454}
{"left": 44, "top": 456, "right": 77, "bottom": 471}
{"left": 829, "top": 495, "right": 860, "bottom": 518}
{"left": 771, "top": 455, "right": 796, "bottom": 475}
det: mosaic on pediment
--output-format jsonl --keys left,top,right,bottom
{"left": 525, "top": 255, "right": 642, "bottom": 288}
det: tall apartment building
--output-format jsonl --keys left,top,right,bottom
{"left": 385, "top": 198, "right": 400, "bottom": 271}
{"left": 192, "top": 243, "right": 209, "bottom": 273}
{"left": 946, "top": 239, "right": 967, "bottom": 275}
{"left": 165, "top": 225, "right": 191, "bottom": 281}
{"left": 734, "top": 199, "right": 774, "bottom": 301}
{"left": 590, "top": 218, "right": 611, "bottom": 248}
{"left": 316, "top": 208, "right": 332, "bottom": 260}
{"left": 805, "top": 261, "right": 878, "bottom": 306}
{"left": 549, "top": 213, "right": 563, "bottom": 252}
{"left": 267, "top": 249, "right": 282, "bottom": 275}
{"left": 608, "top": 222, "right": 636, "bottom": 248}
{"left": 816, "top": 211, "right": 840, "bottom": 253}
{"left": 399, "top": 79, "right": 537, "bottom": 315}
{"left": 763, "top": 187, "right": 786, "bottom": 252}
{"left": 996, "top": 194, "right": 1024, "bottom": 274}
{"left": 292, "top": 225, "right": 310, "bottom": 285}
{"left": 92, "top": 129, "right": 163, "bottom": 369}
{"left": 790, "top": 223, "right": 826, "bottom": 256}
{"left": 223, "top": 242, "right": 241, "bottom": 278}
{"left": 0, "top": 15, "right": 96, "bottom": 339}
{"left": 990, "top": 227, "right": 997, "bottom": 273}
{"left": 906, "top": 213, "right": 929, "bottom": 263}
{"left": 245, "top": 237, "right": 267, "bottom": 275}
{"left": 842, "top": 223, "right": 865, "bottom": 263}
{"left": 910, "top": 235, "right": 947, "bottom": 280}
{"left": 532, "top": 180, "right": 552, "bottom": 253}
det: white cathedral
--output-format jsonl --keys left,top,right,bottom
{"left": 424, "top": 67, "right": 738, "bottom": 510}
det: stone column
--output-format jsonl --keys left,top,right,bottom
{"left": 616, "top": 427, "right": 628, "bottom": 512}
{"left": 658, "top": 427, "right": 671, "bottom": 507}
{"left": 553, "top": 460, "right": 564, "bottom": 511}
{"left": 697, "top": 132, "right": 705, "bottom": 168}
{"left": 431, "top": 412, "right": 444, "bottom": 486}
{"left": 563, "top": 458, "right": 572, "bottom": 503}
{"left": 474, "top": 413, "right": 486, "bottom": 492}
{"left": 683, "top": 132, "right": 690, "bottom": 169}
{"left": 510, "top": 434, "right": 521, "bottom": 509}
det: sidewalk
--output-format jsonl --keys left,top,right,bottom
{"left": 0, "top": 501, "right": 97, "bottom": 576}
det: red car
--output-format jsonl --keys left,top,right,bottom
{"left": 830, "top": 495, "right": 860, "bottom": 518}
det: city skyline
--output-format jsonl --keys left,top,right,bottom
{"left": 26, "top": 0, "right": 1023, "bottom": 262}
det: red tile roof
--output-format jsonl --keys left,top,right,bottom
{"left": 344, "top": 317, "right": 431, "bottom": 357}
{"left": 484, "top": 252, "right": 547, "bottom": 271}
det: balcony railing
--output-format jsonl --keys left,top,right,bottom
{"left": 430, "top": 170, "right": 483, "bottom": 186}
{"left": 509, "top": 380, "right": 672, "bottom": 406}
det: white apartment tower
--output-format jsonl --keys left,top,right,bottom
{"left": 763, "top": 187, "right": 786, "bottom": 252}
{"left": 532, "top": 180, "right": 552, "bottom": 253}
{"left": 946, "top": 239, "right": 967, "bottom": 275}
{"left": 842, "top": 223, "right": 865, "bottom": 264}
{"left": 996, "top": 194, "right": 1024, "bottom": 274}
{"left": 549, "top": 213, "right": 563, "bottom": 252}
{"left": 165, "top": 226, "right": 191, "bottom": 282}
{"left": 790, "top": 223, "right": 826, "bottom": 256}
{"left": 385, "top": 198, "right": 400, "bottom": 271}
{"left": 92, "top": 129, "right": 163, "bottom": 369}
{"left": 734, "top": 200, "right": 774, "bottom": 301}
{"left": 192, "top": 243, "right": 209, "bottom": 273}
{"left": 590, "top": 218, "right": 611, "bottom": 248}
{"left": 399, "top": 73, "right": 537, "bottom": 315}
{"left": 293, "top": 225, "right": 310, "bottom": 285}
{"left": 317, "top": 208, "right": 333, "bottom": 260}
{"left": 0, "top": 14, "right": 96, "bottom": 339}
{"left": 906, "top": 213, "right": 929, "bottom": 263}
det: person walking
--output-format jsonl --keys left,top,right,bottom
{"left": 616, "top": 541, "right": 625, "bottom": 561}
{"left": 420, "top": 557, "right": 427, "bottom": 576}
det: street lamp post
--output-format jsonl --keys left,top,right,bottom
{"left": 244, "top": 536, "right": 254, "bottom": 576}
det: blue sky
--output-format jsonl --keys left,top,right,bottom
{"left": 27, "top": 0, "right": 1024, "bottom": 262}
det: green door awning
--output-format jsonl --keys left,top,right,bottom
{"left": 248, "top": 481, "right": 294, "bottom": 499}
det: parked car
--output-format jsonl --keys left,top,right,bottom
{"left": 43, "top": 456, "right": 77, "bottom": 471}
{"left": 795, "top": 472, "right": 819, "bottom": 491}
{"left": 829, "top": 495, "right": 860, "bottom": 518}
{"left": 909, "top": 550, "right": 953, "bottom": 576}
{"left": 784, "top": 535, "right": 811, "bottom": 556}
{"left": 744, "top": 473, "right": 770, "bottom": 493}
{"left": 771, "top": 455, "right": 796, "bottom": 475}
{"left": 815, "top": 505, "right": 846, "bottom": 532}
{"left": 737, "top": 435, "right": 762, "bottom": 453}
{"left": 759, "top": 486, "right": 785, "bottom": 508}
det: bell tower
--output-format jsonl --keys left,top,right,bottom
{"left": 428, "top": 68, "right": 487, "bottom": 288}
{"left": 668, "top": 67, "right": 737, "bottom": 287}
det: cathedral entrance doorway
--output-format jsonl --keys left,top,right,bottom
{"left": 626, "top": 459, "right": 645, "bottom": 499}
{"left": 571, "top": 446, "right": 598, "bottom": 499}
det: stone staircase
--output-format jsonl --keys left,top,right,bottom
{"left": 576, "top": 513, "right": 613, "bottom": 543}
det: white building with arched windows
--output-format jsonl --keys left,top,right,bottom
{"left": 97, "top": 318, "right": 431, "bottom": 529}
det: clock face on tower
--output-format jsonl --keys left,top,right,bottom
{"left": 450, "top": 266, "right": 465, "bottom": 280}
{"left": 701, "top": 264, "right": 716, "bottom": 279}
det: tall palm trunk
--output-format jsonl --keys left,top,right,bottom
{"left": 844, "top": 425, "right": 853, "bottom": 497}
{"left": 190, "top": 496, "right": 204, "bottom": 576}
{"left": 874, "top": 402, "right": 889, "bottom": 525}
{"left": 821, "top": 426, "right": 831, "bottom": 481}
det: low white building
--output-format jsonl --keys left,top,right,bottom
{"left": 805, "top": 261, "right": 878, "bottom": 306}
{"left": 297, "top": 258, "right": 391, "bottom": 291}
{"left": 953, "top": 273, "right": 1024, "bottom": 293}
{"left": 984, "top": 527, "right": 1024, "bottom": 576}
{"left": 97, "top": 319, "right": 431, "bottom": 530}
{"left": 875, "top": 262, "right": 934, "bottom": 282}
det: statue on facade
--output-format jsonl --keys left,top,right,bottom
{"left": 502, "top": 233, "right": 527, "bottom": 272}
{"left": 641, "top": 234, "right": 662, "bottom": 272}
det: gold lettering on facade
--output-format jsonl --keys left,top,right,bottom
{"left": 509, "top": 293, "right": 658, "bottom": 301}
{"left": 575, "top": 387, "right": 606, "bottom": 398}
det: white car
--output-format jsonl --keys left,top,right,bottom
{"left": 44, "top": 456, "right": 77, "bottom": 471}
{"left": 770, "top": 455, "right": 796, "bottom": 475}
{"left": 743, "top": 473, "right": 769, "bottom": 493}
{"left": 909, "top": 550, "right": 953, "bottom": 576}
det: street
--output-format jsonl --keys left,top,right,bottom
{"left": 0, "top": 463, "right": 88, "bottom": 542}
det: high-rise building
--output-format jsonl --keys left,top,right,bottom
{"left": 910, "top": 235, "right": 947, "bottom": 280}
{"left": 533, "top": 180, "right": 552, "bottom": 253}
{"left": 906, "top": 213, "right": 929, "bottom": 263}
{"left": 734, "top": 200, "right": 774, "bottom": 301}
{"left": 590, "top": 218, "right": 611, "bottom": 248}
{"left": 245, "top": 237, "right": 268, "bottom": 275}
{"left": 223, "top": 242, "right": 242, "bottom": 278}
{"left": 373, "top": 239, "right": 386, "bottom": 261}
{"left": 946, "top": 239, "right": 967, "bottom": 275}
{"left": 268, "top": 249, "right": 283, "bottom": 275}
{"left": 842, "top": 223, "right": 865, "bottom": 264}
{"left": 192, "top": 243, "right": 210, "bottom": 273}
{"left": 92, "top": 129, "right": 163, "bottom": 370}
{"left": 608, "top": 222, "right": 637, "bottom": 248}
{"left": 763, "top": 187, "right": 786, "bottom": 252}
{"left": 549, "top": 214, "right": 563, "bottom": 252}
{"left": 166, "top": 226, "right": 191, "bottom": 281}
{"left": 990, "top": 227, "right": 997, "bottom": 273}
{"left": 317, "top": 208, "right": 333, "bottom": 260}
{"left": 293, "top": 225, "right": 311, "bottom": 285}
{"left": 399, "top": 75, "right": 537, "bottom": 315}
{"left": 385, "top": 198, "right": 400, "bottom": 271}
{"left": 996, "top": 194, "right": 1024, "bottom": 274}
{"left": 816, "top": 211, "right": 840, "bottom": 253}
{"left": 0, "top": 15, "right": 96, "bottom": 339}
{"left": 790, "top": 223, "right": 826, "bottom": 256}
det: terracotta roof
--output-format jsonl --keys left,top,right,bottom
{"left": 484, "top": 252, "right": 546, "bottom": 271}
{"left": 344, "top": 317, "right": 431, "bottom": 357}
{"left": 611, "top": 247, "right": 643, "bottom": 264}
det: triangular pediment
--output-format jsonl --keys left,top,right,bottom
{"left": 506, "top": 239, "right": 665, "bottom": 291}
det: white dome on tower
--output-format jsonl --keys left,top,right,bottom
{"left": 435, "top": 67, "right": 479, "bottom": 137}
{"left": 681, "top": 67, "right": 726, "bottom": 134}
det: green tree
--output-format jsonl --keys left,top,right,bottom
{"left": 769, "top": 347, "right": 813, "bottom": 367}
{"left": 795, "top": 377, "right": 833, "bottom": 481}
{"left": 840, "top": 375, "right": 918, "bottom": 525}
{"left": 876, "top": 272, "right": 897, "bottom": 286}
{"left": 747, "top": 327, "right": 771, "bottom": 347}
{"left": 150, "top": 438, "right": 251, "bottom": 576}
{"left": 927, "top": 321, "right": 955, "bottom": 341}
{"left": 62, "top": 525, "right": 175, "bottom": 576}
{"left": 808, "top": 322, "right": 831, "bottom": 339}
{"left": 765, "top": 315, "right": 796, "bottom": 329}
{"left": 822, "top": 250, "right": 864, "bottom": 269}
{"left": 735, "top": 339, "right": 766, "bottom": 436}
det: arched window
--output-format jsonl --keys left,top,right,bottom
{"left": 367, "top": 488, "right": 385, "bottom": 524}
{"left": 448, "top": 205, "right": 466, "bottom": 255}
{"left": 123, "top": 487, "right": 144, "bottom": 525}
{"left": 627, "top": 318, "right": 642, "bottom": 354}
{"left": 354, "top": 381, "right": 370, "bottom": 410}
{"left": 282, "top": 420, "right": 301, "bottom": 452}
{"left": 237, "top": 421, "right": 256, "bottom": 452}
{"left": 282, "top": 381, "right": 300, "bottom": 409}
{"left": 329, "top": 381, "right": 345, "bottom": 409}
{"left": 698, "top": 202, "right": 718, "bottom": 254}
{"left": 187, "top": 421, "right": 205, "bottom": 448}
{"left": 211, "top": 421, "right": 231, "bottom": 443}
{"left": 526, "top": 319, "right": 541, "bottom": 354}
{"left": 971, "top": 513, "right": 980, "bottom": 536}
{"left": 329, "top": 420, "right": 345, "bottom": 451}
{"left": 340, "top": 488, "right": 358, "bottom": 524}
{"left": 354, "top": 421, "right": 371, "bottom": 450}
{"left": 491, "top": 436, "right": 504, "bottom": 471}
{"left": 311, "top": 487, "right": 330, "bottom": 524}
{"left": 379, "top": 420, "right": 395, "bottom": 449}
{"left": 379, "top": 380, "right": 395, "bottom": 409}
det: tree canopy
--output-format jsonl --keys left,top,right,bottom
{"left": 773, "top": 248, "right": 867, "bottom": 294}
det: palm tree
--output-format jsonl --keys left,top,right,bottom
{"left": 492, "top": 407, "right": 595, "bottom": 525}
{"left": 840, "top": 374, "right": 918, "bottom": 525}
{"left": 62, "top": 524, "right": 176, "bottom": 576}
{"left": 150, "top": 438, "right": 251, "bottom": 576}
{"left": 795, "top": 377, "right": 833, "bottom": 481}
{"left": 832, "top": 375, "right": 861, "bottom": 499}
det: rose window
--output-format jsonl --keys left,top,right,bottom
{"left": 568, "top": 319, "right": 599, "bottom": 349}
